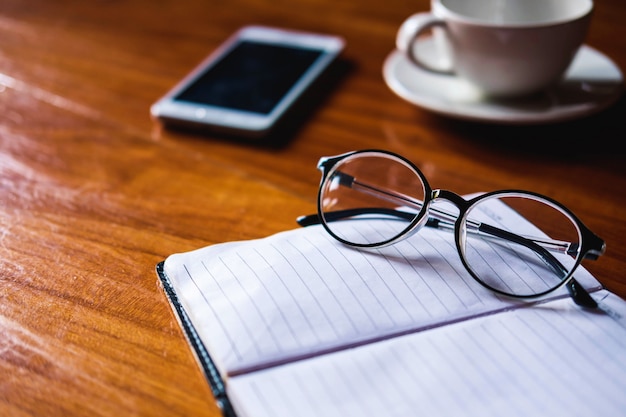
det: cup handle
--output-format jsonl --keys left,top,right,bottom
{"left": 396, "top": 13, "right": 454, "bottom": 75}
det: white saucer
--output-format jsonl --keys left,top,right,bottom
{"left": 383, "top": 38, "right": 624, "bottom": 124}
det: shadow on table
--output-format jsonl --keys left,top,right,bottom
{"left": 430, "top": 92, "right": 626, "bottom": 165}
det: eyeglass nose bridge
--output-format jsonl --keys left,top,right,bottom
{"left": 429, "top": 189, "right": 471, "bottom": 221}
{"left": 432, "top": 189, "right": 467, "bottom": 205}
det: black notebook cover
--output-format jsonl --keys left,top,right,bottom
{"left": 156, "top": 261, "right": 237, "bottom": 417}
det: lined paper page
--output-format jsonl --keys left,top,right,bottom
{"left": 163, "top": 216, "right": 601, "bottom": 375}
{"left": 228, "top": 290, "right": 626, "bottom": 417}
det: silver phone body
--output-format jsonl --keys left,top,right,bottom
{"left": 150, "top": 25, "right": 345, "bottom": 138}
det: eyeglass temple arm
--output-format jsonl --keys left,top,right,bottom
{"left": 298, "top": 208, "right": 424, "bottom": 226}
{"left": 341, "top": 172, "right": 603, "bottom": 260}
{"left": 478, "top": 223, "right": 597, "bottom": 308}
{"left": 298, "top": 209, "right": 579, "bottom": 275}
{"left": 297, "top": 209, "right": 596, "bottom": 309}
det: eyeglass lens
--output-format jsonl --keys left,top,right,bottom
{"left": 319, "top": 153, "right": 427, "bottom": 246}
{"left": 319, "top": 152, "right": 583, "bottom": 298}
{"left": 461, "top": 194, "right": 581, "bottom": 297}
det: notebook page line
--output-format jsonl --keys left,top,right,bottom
{"left": 227, "top": 291, "right": 626, "bottom": 417}
{"left": 167, "top": 222, "right": 550, "bottom": 375}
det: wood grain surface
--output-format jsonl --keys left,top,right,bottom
{"left": 1, "top": 1, "right": 625, "bottom": 416}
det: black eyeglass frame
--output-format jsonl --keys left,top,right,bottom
{"left": 297, "top": 149, "right": 606, "bottom": 309}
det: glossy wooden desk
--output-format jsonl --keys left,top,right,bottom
{"left": 1, "top": 1, "right": 625, "bottom": 416}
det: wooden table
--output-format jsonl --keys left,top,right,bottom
{"left": 1, "top": 1, "right": 625, "bottom": 416}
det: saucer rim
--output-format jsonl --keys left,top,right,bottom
{"left": 383, "top": 42, "right": 624, "bottom": 125}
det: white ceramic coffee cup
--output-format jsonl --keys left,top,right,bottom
{"left": 396, "top": 0, "right": 593, "bottom": 97}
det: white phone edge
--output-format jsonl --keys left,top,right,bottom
{"left": 150, "top": 25, "right": 346, "bottom": 139}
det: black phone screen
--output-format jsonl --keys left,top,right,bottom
{"left": 174, "top": 41, "right": 324, "bottom": 115}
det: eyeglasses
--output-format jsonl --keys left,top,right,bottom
{"left": 297, "top": 149, "right": 605, "bottom": 308}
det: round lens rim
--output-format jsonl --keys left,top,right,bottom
{"left": 456, "top": 190, "right": 585, "bottom": 299}
{"left": 317, "top": 150, "right": 433, "bottom": 248}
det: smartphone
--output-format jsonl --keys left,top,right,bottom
{"left": 150, "top": 25, "right": 345, "bottom": 139}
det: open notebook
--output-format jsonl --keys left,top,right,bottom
{"left": 157, "top": 200, "right": 626, "bottom": 417}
